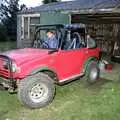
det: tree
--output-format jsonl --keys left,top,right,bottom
{"left": 20, "top": 4, "right": 27, "bottom": 11}
{"left": 0, "top": 0, "right": 27, "bottom": 41}
{"left": 42, "top": 0, "right": 61, "bottom": 4}
{"left": 0, "top": 0, "right": 20, "bottom": 41}
{"left": 0, "top": 23, "right": 8, "bottom": 41}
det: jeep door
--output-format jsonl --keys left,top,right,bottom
{"left": 51, "top": 48, "right": 88, "bottom": 81}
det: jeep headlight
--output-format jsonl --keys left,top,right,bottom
{"left": 3, "top": 61, "right": 18, "bottom": 73}
{"left": 12, "top": 63, "right": 17, "bottom": 72}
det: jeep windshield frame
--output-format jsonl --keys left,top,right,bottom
{"left": 32, "top": 24, "right": 87, "bottom": 50}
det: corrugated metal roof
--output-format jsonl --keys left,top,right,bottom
{"left": 20, "top": 0, "right": 120, "bottom": 14}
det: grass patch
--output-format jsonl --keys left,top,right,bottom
{"left": 0, "top": 79, "right": 120, "bottom": 120}
{"left": 0, "top": 41, "right": 16, "bottom": 51}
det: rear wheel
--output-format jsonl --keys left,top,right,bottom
{"left": 18, "top": 73, "right": 55, "bottom": 109}
{"left": 86, "top": 61, "right": 100, "bottom": 84}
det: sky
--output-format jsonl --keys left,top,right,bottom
{"left": 19, "top": 0, "right": 72, "bottom": 7}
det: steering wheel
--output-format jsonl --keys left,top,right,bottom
{"left": 41, "top": 42, "right": 49, "bottom": 48}
{"left": 33, "top": 39, "right": 50, "bottom": 49}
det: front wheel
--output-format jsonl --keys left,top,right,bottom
{"left": 86, "top": 61, "right": 100, "bottom": 84}
{"left": 18, "top": 73, "right": 55, "bottom": 109}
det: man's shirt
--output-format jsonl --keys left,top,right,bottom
{"left": 45, "top": 36, "right": 58, "bottom": 49}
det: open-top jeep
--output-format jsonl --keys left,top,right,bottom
{"left": 0, "top": 24, "right": 100, "bottom": 109}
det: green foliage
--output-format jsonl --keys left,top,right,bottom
{"left": 42, "top": 0, "right": 61, "bottom": 4}
{"left": 0, "top": 0, "right": 27, "bottom": 41}
{"left": 0, "top": 23, "right": 8, "bottom": 41}
{"left": 20, "top": 4, "right": 27, "bottom": 11}
{"left": 0, "top": 0, "right": 19, "bottom": 41}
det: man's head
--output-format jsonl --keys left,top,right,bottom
{"left": 47, "top": 30, "right": 56, "bottom": 38}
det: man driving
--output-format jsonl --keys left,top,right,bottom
{"left": 44, "top": 30, "right": 58, "bottom": 49}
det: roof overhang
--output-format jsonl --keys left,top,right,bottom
{"left": 61, "top": 8, "right": 120, "bottom": 14}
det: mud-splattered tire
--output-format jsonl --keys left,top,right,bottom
{"left": 86, "top": 61, "right": 100, "bottom": 84}
{"left": 18, "top": 73, "right": 55, "bottom": 109}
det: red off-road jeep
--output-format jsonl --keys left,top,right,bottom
{"left": 0, "top": 24, "right": 100, "bottom": 109}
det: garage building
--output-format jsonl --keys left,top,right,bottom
{"left": 17, "top": 0, "right": 120, "bottom": 57}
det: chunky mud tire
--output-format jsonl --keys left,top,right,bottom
{"left": 86, "top": 61, "right": 100, "bottom": 84}
{"left": 18, "top": 73, "right": 55, "bottom": 109}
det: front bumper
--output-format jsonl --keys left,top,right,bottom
{"left": 0, "top": 55, "right": 16, "bottom": 90}
{"left": 0, "top": 76, "right": 12, "bottom": 88}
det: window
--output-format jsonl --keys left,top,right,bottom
{"left": 62, "top": 30, "right": 86, "bottom": 50}
{"left": 22, "top": 14, "right": 40, "bottom": 40}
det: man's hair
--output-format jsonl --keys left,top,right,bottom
{"left": 47, "top": 30, "right": 56, "bottom": 34}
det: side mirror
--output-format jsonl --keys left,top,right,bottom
{"left": 87, "top": 38, "right": 97, "bottom": 49}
